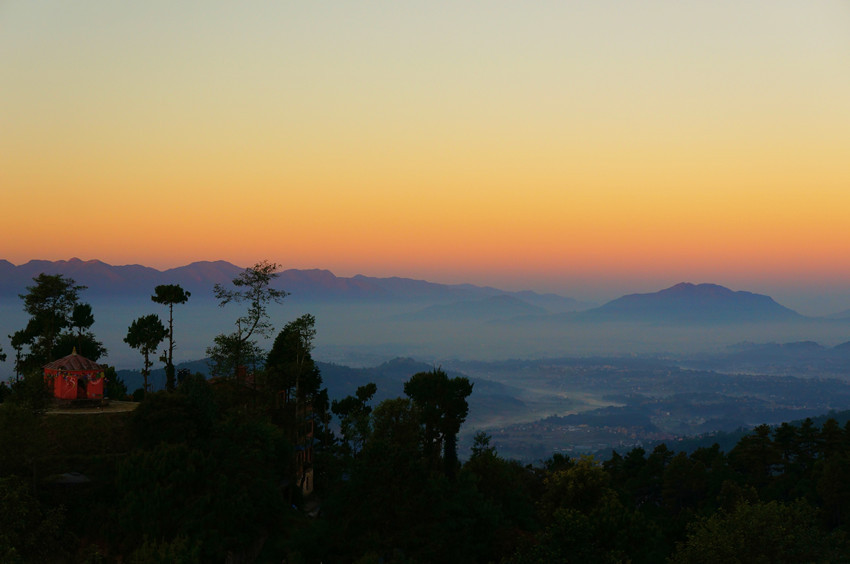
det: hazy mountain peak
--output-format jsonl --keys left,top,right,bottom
{"left": 281, "top": 268, "right": 338, "bottom": 282}
{"left": 663, "top": 282, "right": 731, "bottom": 295}
{"left": 587, "top": 282, "right": 803, "bottom": 323}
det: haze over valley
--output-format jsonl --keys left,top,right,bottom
{"left": 3, "top": 258, "right": 850, "bottom": 374}
{"left": 4, "top": 258, "right": 850, "bottom": 461}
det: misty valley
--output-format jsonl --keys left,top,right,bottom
{"left": 122, "top": 350, "right": 850, "bottom": 465}
{"left": 3, "top": 259, "right": 850, "bottom": 562}
{"left": 6, "top": 260, "right": 850, "bottom": 460}
{"left": 5, "top": 260, "right": 850, "bottom": 461}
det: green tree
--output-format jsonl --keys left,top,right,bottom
{"left": 14, "top": 273, "right": 87, "bottom": 374}
{"left": 662, "top": 451, "right": 709, "bottom": 516}
{"left": 8, "top": 332, "right": 26, "bottom": 381}
{"left": 206, "top": 333, "right": 264, "bottom": 381}
{"left": 669, "top": 499, "right": 844, "bottom": 563}
{"left": 0, "top": 476, "right": 67, "bottom": 562}
{"left": 404, "top": 368, "right": 473, "bottom": 478}
{"left": 53, "top": 331, "right": 107, "bottom": 362}
{"left": 331, "top": 382, "right": 377, "bottom": 457}
{"left": 52, "top": 301, "right": 108, "bottom": 363}
{"left": 368, "top": 397, "right": 422, "bottom": 448}
{"left": 208, "top": 261, "right": 287, "bottom": 380}
{"left": 7, "top": 373, "right": 52, "bottom": 414}
{"left": 0, "top": 403, "right": 47, "bottom": 475}
{"left": 265, "top": 314, "right": 329, "bottom": 494}
{"left": 266, "top": 314, "right": 321, "bottom": 403}
{"left": 151, "top": 284, "right": 191, "bottom": 392}
{"left": 128, "top": 388, "right": 217, "bottom": 449}
{"left": 321, "top": 398, "right": 426, "bottom": 561}
{"left": 117, "top": 415, "right": 288, "bottom": 560}
{"left": 512, "top": 456, "right": 659, "bottom": 564}
{"left": 69, "top": 303, "right": 94, "bottom": 344}
{"left": 104, "top": 366, "right": 128, "bottom": 400}
{"left": 461, "top": 432, "right": 538, "bottom": 560}
{"left": 729, "top": 423, "right": 780, "bottom": 490}
{"left": 819, "top": 417, "right": 844, "bottom": 459}
{"left": 124, "top": 315, "right": 168, "bottom": 396}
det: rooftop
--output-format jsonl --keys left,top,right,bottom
{"left": 44, "top": 348, "right": 103, "bottom": 372}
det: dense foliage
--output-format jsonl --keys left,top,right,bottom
{"left": 10, "top": 274, "right": 106, "bottom": 377}
{"left": 4, "top": 363, "right": 850, "bottom": 562}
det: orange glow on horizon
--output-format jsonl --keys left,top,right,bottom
{"left": 3, "top": 2, "right": 849, "bottom": 301}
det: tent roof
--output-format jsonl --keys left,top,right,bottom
{"left": 43, "top": 349, "right": 102, "bottom": 372}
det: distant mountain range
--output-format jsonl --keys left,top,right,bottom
{"left": 574, "top": 282, "right": 805, "bottom": 323}
{"left": 0, "top": 258, "right": 583, "bottom": 311}
{"left": 0, "top": 258, "right": 243, "bottom": 299}
{"left": 687, "top": 340, "right": 850, "bottom": 377}
{"left": 5, "top": 258, "right": 850, "bottom": 384}
{"left": 0, "top": 260, "right": 831, "bottom": 324}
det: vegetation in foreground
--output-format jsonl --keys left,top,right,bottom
{"left": 4, "top": 368, "right": 850, "bottom": 562}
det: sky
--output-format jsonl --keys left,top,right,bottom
{"left": 2, "top": 1, "right": 849, "bottom": 312}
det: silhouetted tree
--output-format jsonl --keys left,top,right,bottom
{"left": 151, "top": 284, "right": 191, "bottom": 392}
{"left": 14, "top": 273, "right": 88, "bottom": 374}
{"left": 404, "top": 368, "right": 473, "bottom": 478}
{"left": 207, "top": 334, "right": 264, "bottom": 385}
{"left": 8, "top": 372, "right": 53, "bottom": 414}
{"left": 117, "top": 406, "right": 288, "bottom": 560}
{"left": 125, "top": 315, "right": 168, "bottom": 396}
{"left": 69, "top": 303, "right": 93, "bottom": 344}
{"left": 56, "top": 301, "right": 108, "bottom": 362}
{"left": 104, "top": 366, "right": 128, "bottom": 400}
{"left": 53, "top": 331, "right": 107, "bottom": 363}
{"left": 332, "top": 382, "right": 377, "bottom": 457}
{"left": 0, "top": 403, "right": 47, "bottom": 475}
{"left": 669, "top": 499, "right": 844, "bottom": 563}
{"left": 0, "top": 476, "right": 67, "bottom": 561}
{"left": 8, "top": 332, "right": 25, "bottom": 381}
{"left": 208, "top": 261, "right": 287, "bottom": 380}
{"left": 461, "top": 432, "right": 539, "bottom": 560}
{"left": 729, "top": 423, "right": 780, "bottom": 490}
{"left": 266, "top": 314, "right": 320, "bottom": 402}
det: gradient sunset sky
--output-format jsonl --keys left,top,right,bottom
{"left": 2, "top": 2, "right": 849, "bottom": 311}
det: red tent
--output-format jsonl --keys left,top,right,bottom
{"left": 43, "top": 349, "right": 105, "bottom": 401}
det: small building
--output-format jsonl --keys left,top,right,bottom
{"left": 44, "top": 349, "right": 105, "bottom": 401}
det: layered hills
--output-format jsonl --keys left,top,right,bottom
{"left": 1, "top": 260, "right": 811, "bottom": 322}
{"left": 4, "top": 259, "right": 847, "bottom": 374}
{"left": 0, "top": 258, "right": 581, "bottom": 310}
